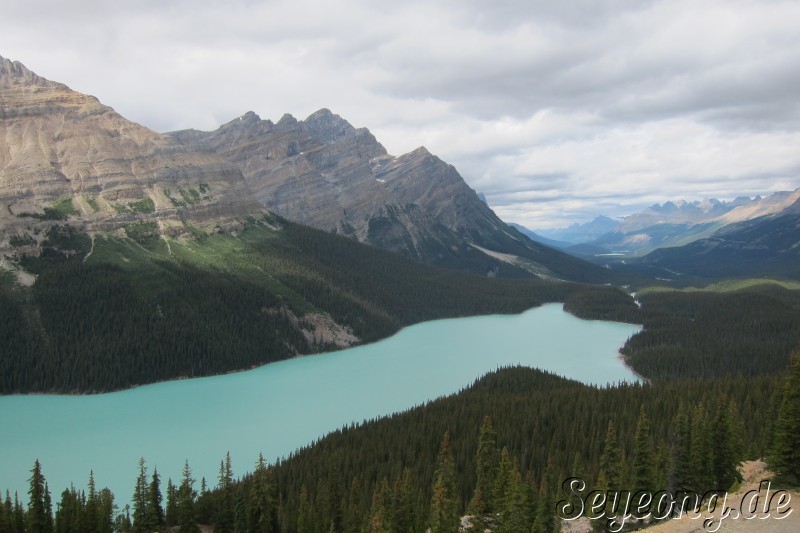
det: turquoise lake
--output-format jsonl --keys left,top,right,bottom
{"left": 0, "top": 303, "right": 641, "bottom": 504}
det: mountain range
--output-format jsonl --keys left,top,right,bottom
{"left": 518, "top": 190, "right": 800, "bottom": 280}
{"left": 0, "top": 54, "right": 612, "bottom": 285}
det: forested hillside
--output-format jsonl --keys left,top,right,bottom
{"left": 620, "top": 283, "right": 800, "bottom": 380}
{"left": 0, "top": 216, "right": 636, "bottom": 394}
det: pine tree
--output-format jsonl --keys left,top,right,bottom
{"left": 343, "top": 477, "right": 365, "bottom": 533}
{"left": 393, "top": 469, "right": 414, "bottom": 533}
{"left": 323, "top": 465, "right": 343, "bottom": 533}
{"left": 13, "top": 492, "right": 25, "bottom": 533}
{"left": 492, "top": 448, "right": 513, "bottom": 516}
{"left": 429, "top": 433, "right": 459, "bottom": 533}
{"left": 247, "top": 454, "right": 277, "bottom": 533}
{"left": 711, "top": 395, "right": 741, "bottom": 490}
{"left": 215, "top": 453, "right": 234, "bottom": 533}
{"left": 469, "top": 416, "right": 499, "bottom": 516}
{"left": 296, "top": 486, "right": 313, "bottom": 533}
{"left": 496, "top": 461, "right": 530, "bottom": 533}
{"left": 131, "top": 459, "right": 148, "bottom": 533}
{"left": 631, "top": 407, "right": 654, "bottom": 492}
{"left": 533, "top": 470, "right": 556, "bottom": 533}
{"left": 96, "top": 488, "right": 115, "bottom": 533}
{"left": 669, "top": 407, "right": 693, "bottom": 491}
{"left": 84, "top": 472, "right": 99, "bottom": 533}
{"left": 689, "top": 403, "right": 713, "bottom": 490}
{"left": 165, "top": 479, "right": 177, "bottom": 527}
{"left": 27, "top": 460, "right": 52, "bottom": 533}
{"left": 599, "top": 421, "right": 622, "bottom": 489}
{"left": 145, "top": 468, "right": 164, "bottom": 532}
{"left": 769, "top": 349, "right": 800, "bottom": 481}
{"left": 368, "top": 478, "right": 392, "bottom": 533}
{"left": 177, "top": 461, "right": 198, "bottom": 533}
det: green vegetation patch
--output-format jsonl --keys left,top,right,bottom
{"left": 113, "top": 197, "right": 155, "bottom": 215}
{"left": 128, "top": 197, "right": 156, "bottom": 214}
{"left": 17, "top": 198, "right": 80, "bottom": 220}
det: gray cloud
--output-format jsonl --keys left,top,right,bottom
{"left": 1, "top": 0, "right": 798, "bottom": 229}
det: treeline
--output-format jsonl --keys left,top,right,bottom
{"left": 2, "top": 366, "right": 786, "bottom": 532}
{"left": 0, "top": 220, "right": 638, "bottom": 394}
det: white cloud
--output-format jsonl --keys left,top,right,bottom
{"left": 1, "top": 0, "right": 798, "bottom": 229}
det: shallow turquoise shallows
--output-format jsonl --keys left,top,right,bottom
{"left": 0, "top": 304, "right": 640, "bottom": 504}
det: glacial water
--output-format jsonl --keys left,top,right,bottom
{"left": 0, "top": 303, "right": 640, "bottom": 504}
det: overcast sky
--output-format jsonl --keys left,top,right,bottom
{"left": 2, "top": 0, "right": 799, "bottom": 229}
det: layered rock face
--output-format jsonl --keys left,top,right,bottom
{"left": 0, "top": 55, "right": 262, "bottom": 253}
{"left": 170, "top": 109, "right": 526, "bottom": 260}
{"left": 1, "top": 55, "right": 605, "bottom": 281}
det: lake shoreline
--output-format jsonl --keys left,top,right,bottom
{"left": 3, "top": 301, "right": 644, "bottom": 398}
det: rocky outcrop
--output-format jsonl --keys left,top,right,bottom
{"left": 0, "top": 55, "right": 263, "bottom": 254}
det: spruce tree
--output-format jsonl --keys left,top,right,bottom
{"left": 165, "top": 479, "right": 177, "bottom": 527}
{"left": 131, "top": 459, "right": 148, "bottom": 533}
{"left": 429, "top": 433, "right": 459, "bottom": 533}
{"left": 689, "top": 403, "right": 713, "bottom": 491}
{"left": 769, "top": 349, "right": 800, "bottom": 481}
{"left": 316, "top": 465, "right": 343, "bottom": 532}
{"left": 533, "top": 470, "right": 556, "bottom": 533}
{"left": 393, "top": 469, "right": 414, "bottom": 533}
{"left": 497, "top": 461, "right": 530, "bottom": 533}
{"left": 492, "top": 448, "right": 513, "bottom": 516}
{"left": 296, "top": 486, "right": 313, "bottom": 533}
{"left": 631, "top": 407, "right": 654, "bottom": 492}
{"left": 247, "top": 454, "right": 277, "bottom": 533}
{"left": 599, "top": 422, "right": 622, "bottom": 489}
{"left": 669, "top": 407, "right": 693, "bottom": 491}
{"left": 469, "top": 416, "right": 499, "bottom": 516}
{"left": 711, "top": 396, "right": 741, "bottom": 490}
{"left": 27, "top": 460, "right": 52, "bottom": 533}
{"left": 96, "top": 488, "right": 115, "bottom": 533}
{"left": 145, "top": 468, "right": 164, "bottom": 532}
{"left": 177, "top": 461, "right": 198, "bottom": 533}
{"left": 13, "top": 493, "right": 25, "bottom": 533}
{"left": 368, "top": 478, "right": 392, "bottom": 533}
{"left": 215, "top": 453, "right": 234, "bottom": 533}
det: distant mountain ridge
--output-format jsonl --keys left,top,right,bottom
{"left": 625, "top": 205, "right": 800, "bottom": 280}
{"left": 535, "top": 215, "right": 620, "bottom": 244}
{"left": 533, "top": 191, "right": 799, "bottom": 261}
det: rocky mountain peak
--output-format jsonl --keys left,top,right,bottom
{"left": 277, "top": 113, "right": 297, "bottom": 125}
{"left": 1, "top": 55, "right": 42, "bottom": 82}
{"left": 302, "top": 108, "right": 356, "bottom": 144}
{"left": 410, "top": 146, "right": 431, "bottom": 156}
{"left": 240, "top": 110, "right": 262, "bottom": 123}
